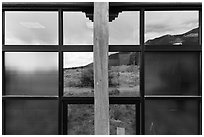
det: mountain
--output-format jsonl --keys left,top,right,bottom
{"left": 84, "top": 52, "right": 140, "bottom": 68}
{"left": 65, "top": 27, "right": 199, "bottom": 70}
{"left": 145, "top": 27, "right": 199, "bottom": 45}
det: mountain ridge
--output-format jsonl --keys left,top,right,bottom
{"left": 64, "top": 27, "right": 199, "bottom": 70}
{"left": 145, "top": 27, "right": 199, "bottom": 45}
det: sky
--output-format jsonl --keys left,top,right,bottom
{"left": 145, "top": 11, "right": 199, "bottom": 41}
{"left": 5, "top": 10, "right": 199, "bottom": 69}
{"left": 64, "top": 52, "right": 93, "bottom": 68}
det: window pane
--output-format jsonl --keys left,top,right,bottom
{"left": 67, "top": 104, "right": 136, "bottom": 135}
{"left": 64, "top": 52, "right": 93, "bottom": 97}
{"left": 110, "top": 104, "right": 136, "bottom": 135}
{"left": 5, "top": 52, "right": 58, "bottom": 95}
{"left": 109, "top": 11, "right": 139, "bottom": 45}
{"left": 63, "top": 12, "right": 93, "bottom": 45}
{"left": 145, "top": 11, "right": 199, "bottom": 45}
{"left": 5, "top": 11, "right": 58, "bottom": 45}
{"left": 145, "top": 52, "right": 199, "bottom": 96}
{"left": 5, "top": 100, "right": 58, "bottom": 135}
{"left": 145, "top": 100, "right": 199, "bottom": 135}
{"left": 68, "top": 104, "right": 94, "bottom": 135}
{"left": 109, "top": 52, "right": 140, "bottom": 97}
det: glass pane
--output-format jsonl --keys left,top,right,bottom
{"left": 64, "top": 52, "right": 93, "bottom": 97}
{"left": 5, "top": 52, "right": 58, "bottom": 95}
{"left": 145, "top": 100, "right": 199, "bottom": 135}
{"left": 5, "top": 11, "right": 58, "bottom": 45}
{"left": 145, "top": 52, "right": 199, "bottom": 96}
{"left": 109, "top": 52, "right": 140, "bottom": 97}
{"left": 109, "top": 11, "right": 139, "bottom": 45}
{"left": 68, "top": 104, "right": 94, "bottom": 135}
{"left": 145, "top": 11, "right": 199, "bottom": 45}
{"left": 5, "top": 100, "right": 58, "bottom": 135}
{"left": 63, "top": 12, "right": 93, "bottom": 45}
{"left": 67, "top": 104, "right": 136, "bottom": 135}
{"left": 110, "top": 104, "right": 136, "bottom": 135}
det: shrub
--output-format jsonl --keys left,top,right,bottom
{"left": 80, "top": 67, "right": 118, "bottom": 88}
{"left": 80, "top": 68, "right": 94, "bottom": 87}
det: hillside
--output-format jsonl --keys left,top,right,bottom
{"left": 65, "top": 52, "right": 140, "bottom": 70}
{"left": 64, "top": 27, "right": 198, "bottom": 70}
{"left": 145, "top": 27, "right": 199, "bottom": 45}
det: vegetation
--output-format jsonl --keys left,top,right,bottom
{"left": 64, "top": 64, "right": 139, "bottom": 97}
{"left": 68, "top": 104, "right": 136, "bottom": 135}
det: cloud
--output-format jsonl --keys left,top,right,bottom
{"left": 145, "top": 11, "right": 199, "bottom": 41}
{"left": 109, "top": 11, "right": 140, "bottom": 45}
{"left": 145, "top": 23, "right": 173, "bottom": 34}
{"left": 5, "top": 11, "right": 58, "bottom": 45}
{"left": 20, "top": 22, "right": 45, "bottom": 29}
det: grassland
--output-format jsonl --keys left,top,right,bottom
{"left": 68, "top": 104, "right": 136, "bottom": 135}
{"left": 64, "top": 65, "right": 140, "bottom": 97}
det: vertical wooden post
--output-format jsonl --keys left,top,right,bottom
{"left": 94, "top": 2, "right": 109, "bottom": 135}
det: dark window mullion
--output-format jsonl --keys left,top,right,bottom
{"left": 198, "top": 100, "right": 202, "bottom": 134}
{"left": 62, "top": 45, "right": 93, "bottom": 52}
{"left": 2, "top": 45, "right": 60, "bottom": 52}
{"left": 109, "top": 45, "right": 141, "bottom": 52}
{"left": 58, "top": 9, "right": 63, "bottom": 135}
{"left": 199, "top": 9, "right": 202, "bottom": 45}
{"left": 62, "top": 101, "right": 68, "bottom": 135}
{"left": 199, "top": 52, "right": 202, "bottom": 96}
{"left": 2, "top": 11, "right": 5, "bottom": 45}
{"left": 140, "top": 8, "right": 145, "bottom": 135}
{"left": 136, "top": 102, "right": 140, "bottom": 135}
{"left": 2, "top": 100, "right": 6, "bottom": 134}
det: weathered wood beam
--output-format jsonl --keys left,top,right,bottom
{"left": 93, "top": 2, "right": 109, "bottom": 135}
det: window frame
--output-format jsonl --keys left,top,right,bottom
{"left": 2, "top": 2, "right": 202, "bottom": 135}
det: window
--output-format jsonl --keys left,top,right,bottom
{"left": 5, "top": 11, "right": 58, "bottom": 45}
{"left": 2, "top": 2, "right": 202, "bottom": 135}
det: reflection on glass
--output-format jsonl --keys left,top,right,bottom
{"left": 5, "top": 52, "right": 58, "bottom": 95}
{"left": 68, "top": 104, "right": 94, "bottom": 135}
{"left": 5, "top": 100, "right": 58, "bottom": 135}
{"left": 109, "top": 52, "right": 140, "bottom": 97}
{"left": 63, "top": 12, "right": 93, "bottom": 45}
{"left": 109, "top": 11, "right": 139, "bottom": 45}
{"left": 145, "top": 11, "right": 199, "bottom": 45}
{"left": 64, "top": 52, "right": 93, "bottom": 97}
{"left": 67, "top": 104, "right": 136, "bottom": 135}
{"left": 5, "top": 11, "right": 58, "bottom": 45}
{"left": 145, "top": 100, "right": 198, "bottom": 135}
{"left": 110, "top": 104, "right": 136, "bottom": 135}
{"left": 145, "top": 52, "right": 199, "bottom": 95}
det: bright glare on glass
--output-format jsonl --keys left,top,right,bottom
{"left": 5, "top": 11, "right": 58, "bottom": 45}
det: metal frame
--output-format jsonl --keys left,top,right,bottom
{"left": 2, "top": 2, "right": 202, "bottom": 135}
